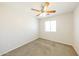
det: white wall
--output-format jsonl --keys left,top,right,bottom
{"left": 0, "top": 3, "right": 39, "bottom": 55}
{"left": 73, "top": 5, "right": 79, "bottom": 55}
{"left": 39, "top": 12, "right": 73, "bottom": 45}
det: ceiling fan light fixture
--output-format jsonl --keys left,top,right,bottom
{"left": 40, "top": 13, "right": 47, "bottom": 17}
{"left": 31, "top": 2, "right": 56, "bottom": 17}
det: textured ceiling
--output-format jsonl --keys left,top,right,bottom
{"left": 34, "top": 2, "right": 79, "bottom": 18}
{"left": 0, "top": 2, "right": 79, "bottom": 18}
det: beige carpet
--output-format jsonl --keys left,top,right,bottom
{"left": 3, "top": 38, "right": 78, "bottom": 56}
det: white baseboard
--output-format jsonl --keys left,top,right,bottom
{"left": 0, "top": 38, "right": 38, "bottom": 56}
{"left": 40, "top": 37, "right": 73, "bottom": 46}
{"left": 72, "top": 46, "right": 79, "bottom": 56}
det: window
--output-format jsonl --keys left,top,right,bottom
{"left": 45, "top": 20, "right": 56, "bottom": 32}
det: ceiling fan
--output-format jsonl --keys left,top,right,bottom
{"left": 31, "top": 2, "right": 56, "bottom": 16}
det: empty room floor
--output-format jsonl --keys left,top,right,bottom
{"left": 3, "top": 38, "right": 77, "bottom": 56}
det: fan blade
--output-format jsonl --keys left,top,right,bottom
{"left": 43, "top": 6, "right": 47, "bottom": 11}
{"left": 43, "top": 2, "right": 49, "bottom": 11}
{"left": 31, "top": 8, "right": 40, "bottom": 12}
{"left": 47, "top": 10, "right": 56, "bottom": 13}
{"left": 40, "top": 2, "right": 44, "bottom": 12}
{"left": 44, "top": 2, "right": 50, "bottom": 7}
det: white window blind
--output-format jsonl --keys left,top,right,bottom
{"left": 45, "top": 20, "right": 56, "bottom": 32}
